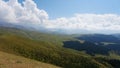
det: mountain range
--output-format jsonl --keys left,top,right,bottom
{"left": 0, "top": 22, "right": 120, "bottom": 68}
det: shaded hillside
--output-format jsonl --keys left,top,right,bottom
{"left": 63, "top": 41, "right": 110, "bottom": 55}
{"left": 94, "top": 56, "right": 120, "bottom": 68}
{"left": 73, "top": 34, "right": 120, "bottom": 55}
{"left": 106, "top": 44, "right": 120, "bottom": 54}
{"left": 112, "top": 34, "right": 120, "bottom": 39}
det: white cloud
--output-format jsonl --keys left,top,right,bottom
{"left": 0, "top": 0, "right": 120, "bottom": 34}
{"left": 0, "top": 0, "right": 16, "bottom": 23}
{"left": 0, "top": 0, "right": 48, "bottom": 25}
{"left": 46, "top": 14, "right": 120, "bottom": 33}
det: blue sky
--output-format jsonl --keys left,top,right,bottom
{"left": 5, "top": 0, "right": 120, "bottom": 18}
{"left": 1, "top": 0, "right": 120, "bottom": 34}
{"left": 18, "top": 0, "right": 120, "bottom": 19}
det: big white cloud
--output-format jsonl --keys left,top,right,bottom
{"left": 0, "top": 0, "right": 120, "bottom": 34}
{"left": 0, "top": 0, "right": 48, "bottom": 24}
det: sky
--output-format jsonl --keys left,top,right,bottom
{"left": 37, "top": 0, "right": 120, "bottom": 19}
{"left": 0, "top": 0, "right": 120, "bottom": 34}
{"left": 19, "top": 0, "right": 120, "bottom": 19}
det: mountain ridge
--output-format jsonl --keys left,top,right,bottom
{"left": 0, "top": 26, "right": 120, "bottom": 68}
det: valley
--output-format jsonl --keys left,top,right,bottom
{"left": 0, "top": 26, "right": 120, "bottom": 68}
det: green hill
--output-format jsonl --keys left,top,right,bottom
{"left": 0, "top": 26, "right": 119, "bottom": 68}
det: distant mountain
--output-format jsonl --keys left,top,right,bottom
{"left": 62, "top": 34, "right": 120, "bottom": 56}
{"left": 0, "top": 22, "right": 35, "bottom": 30}
{"left": 112, "top": 34, "right": 120, "bottom": 39}
{"left": 0, "top": 22, "right": 92, "bottom": 35}
{"left": 76, "top": 34, "right": 120, "bottom": 44}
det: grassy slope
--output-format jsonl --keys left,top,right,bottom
{"left": 0, "top": 51, "right": 59, "bottom": 68}
{"left": 0, "top": 27, "right": 113, "bottom": 68}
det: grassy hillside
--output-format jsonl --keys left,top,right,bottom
{"left": 0, "top": 51, "right": 59, "bottom": 68}
{"left": 0, "top": 27, "right": 109, "bottom": 68}
{"left": 0, "top": 26, "right": 73, "bottom": 46}
{"left": 0, "top": 33, "right": 107, "bottom": 68}
{"left": 1, "top": 27, "right": 120, "bottom": 68}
